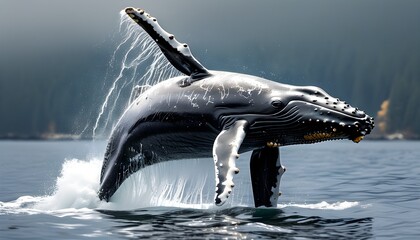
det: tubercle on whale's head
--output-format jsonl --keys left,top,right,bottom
{"left": 245, "top": 84, "right": 374, "bottom": 147}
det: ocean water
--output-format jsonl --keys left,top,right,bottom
{"left": 0, "top": 140, "right": 419, "bottom": 239}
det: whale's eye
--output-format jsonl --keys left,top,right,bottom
{"left": 271, "top": 100, "right": 285, "bottom": 109}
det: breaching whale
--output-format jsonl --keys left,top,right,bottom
{"left": 98, "top": 7, "right": 374, "bottom": 207}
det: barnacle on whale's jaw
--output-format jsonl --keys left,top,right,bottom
{"left": 303, "top": 131, "right": 365, "bottom": 144}
{"left": 266, "top": 141, "right": 281, "bottom": 148}
{"left": 299, "top": 119, "right": 371, "bottom": 144}
{"left": 352, "top": 135, "right": 364, "bottom": 143}
{"left": 304, "top": 131, "right": 337, "bottom": 142}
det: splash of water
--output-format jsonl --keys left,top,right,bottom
{"left": 0, "top": 157, "right": 249, "bottom": 212}
{"left": 104, "top": 159, "right": 216, "bottom": 210}
{"left": 0, "top": 154, "right": 362, "bottom": 213}
{"left": 278, "top": 201, "right": 359, "bottom": 210}
{"left": 92, "top": 11, "right": 182, "bottom": 139}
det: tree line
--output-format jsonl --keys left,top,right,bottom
{"left": 0, "top": 39, "right": 419, "bottom": 139}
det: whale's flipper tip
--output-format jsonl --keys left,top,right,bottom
{"left": 123, "top": 7, "right": 211, "bottom": 81}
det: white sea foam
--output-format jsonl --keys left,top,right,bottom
{"left": 1, "top": 156, "right": 361, "bottom": 214}
{"left": 278, "top": 201, "right": 359, "bottom": 210}
{"left": 35, "top": 158, "right": 103, "bottom": 210}
{"left": 1, "top": 157, "right": 218, "bottom": 213}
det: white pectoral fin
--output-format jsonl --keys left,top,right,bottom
{"left": 213, "top": 120, "right": 248, "bottom": 206}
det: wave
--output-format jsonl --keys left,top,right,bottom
{"left": 278, "top": 201, "right": 360, "bottom": 210}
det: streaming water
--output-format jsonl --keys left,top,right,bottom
{"left": 92, "top": 12, "right": 182, "bottom": 139}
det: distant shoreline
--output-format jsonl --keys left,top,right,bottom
{"left": 0, "top": 134, "right": 103, "bottom": 141}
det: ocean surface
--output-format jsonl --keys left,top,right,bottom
{"left": 0, "top": 140, "right": 419, "bottom": 239}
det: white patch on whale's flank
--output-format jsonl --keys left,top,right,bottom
{"left": 197, "top": 78, "right": 228, "bottom": 104}
{"left": 199, "top": 83, "right": 215, "bottom": 105}
{"left": 232, "top": 75, "right": 269, "bottom": 99}
{"left": 218, "top": 83, "right": 229, "bottom": 100}
{"left": 185, "top": 91, "right": 200, "bottom": 108}
{"left": 195, "top": 73, "right": 268, "bottom": 106}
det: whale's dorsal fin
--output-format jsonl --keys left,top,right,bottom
{"left": 212, "top": 120, "right": 248, "bottom": 206}
{"left": 125, "top": 7, "right": 211, "bottom": 83}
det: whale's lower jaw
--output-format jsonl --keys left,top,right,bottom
{"left": 303, "top": 132, "right": 365, "bottom": 144}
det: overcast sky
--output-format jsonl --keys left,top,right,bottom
{"left": 1, "top": 0, "right": 419, "bottom": 53}
{"left": 1, "top": 0, "right": 419, "bottom": 82}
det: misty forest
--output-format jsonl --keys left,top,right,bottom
{"left": 1, "top": 1, "right": 419, "bottom": 139}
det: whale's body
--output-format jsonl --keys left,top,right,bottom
{"left": 98, "top": 8, "right": 374, "bottom": 207}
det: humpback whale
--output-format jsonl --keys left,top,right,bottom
{"left": 98, "top": 7, "right": 374, "bottom": 207}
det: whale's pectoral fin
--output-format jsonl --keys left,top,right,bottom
{"left": 213, "top": 120, "right": 248, "bottom": 206}
{"left": 124, "top": 8, "right": 211, "bottom": 83}
{"left": 250, "top": 147, "right": 286, "bottom": 207}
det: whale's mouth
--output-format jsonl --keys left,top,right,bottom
{"left": 303, "top": 130, "right": 366, "bottom": 144}
{"left": 303, "top": 131, "right": 338, "bottom": 142}
{"left": 265, "top": 129, "right": 362, "bottom": 147}
{"left": 293, "top": 100, "right": 373, "bottom": 144}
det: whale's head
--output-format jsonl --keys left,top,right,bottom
{"left": 232, "top": 81, "right": 375, "bottom": 147}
